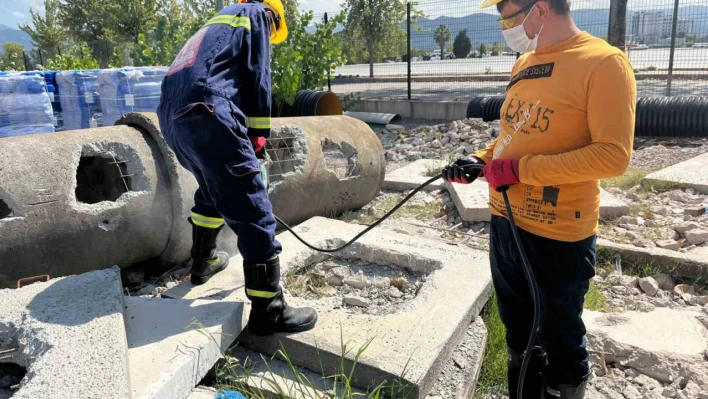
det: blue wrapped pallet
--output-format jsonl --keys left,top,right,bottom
{"left": 0, "top": 73, "right": 55, "bottom": 138}
{"left": 23, "top": 71, "right": 63, "bottom": 130}
{"left": 57, "top": 70, "right": 103, "bottom": 130}
{"left": 99, "top": 67, "right": 167, "bottom": 127}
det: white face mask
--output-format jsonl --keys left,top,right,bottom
{"left": 502, "top": 7, "right": 544, "bottom": 53}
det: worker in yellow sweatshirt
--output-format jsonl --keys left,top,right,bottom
{"left": 443, "top": 0, "right": 636, "bottom": 398}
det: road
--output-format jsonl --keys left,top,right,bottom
{"left": 331, "top": 79, "right": 708, "bottom": 101}
{"left": 334, "top": 48, "right": 708, "bottom": 77}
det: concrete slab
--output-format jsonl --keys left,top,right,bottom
{"left": 166, "top": 217, "right": 493, "bottom": 399}
{"left": 598, "top": 238, "right": 708, "bottom": 278}
{"left": 643, "top": 152, "right": 708, "bottom": 194}
{"left": 424, "top": 317, "right": 487, "bottom": 399}
{"left": 583, "top": 309, "right": 708, "bottom": 357}
{"left": 445, "top": 180, "right": 491, "bottom": 222}
{"left": 446, "top": 182, "right": 629, "bottom": 222}
{"left": 383, "top": 159, "right": 448, "bottom": 192}
{"left": 187, "top": 321, "right": 486, "bottom": 399}
{"left": 0, "top": 267, "right": 130, "bottom": 399}
{"left": 187, "top": 387, "right": 217, "bottom": 399}
{"left": 125, "top": 297, "right": 243, "bottom": 399}
{"left": 584, "top": 308, "right": 708, "bottom": 386}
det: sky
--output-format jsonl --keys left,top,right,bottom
{"left": 0, "top": 0, "right": 696, "bottom": 30}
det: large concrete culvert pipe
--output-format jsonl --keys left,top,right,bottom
{"left": 0, "top": 113, "right": 385, "bottom": 288}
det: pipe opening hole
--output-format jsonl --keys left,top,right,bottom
{"left": 0, "top": 362, "right": 26, "bottom": 395}
{"left": 75, "top": 155, "right": 132, "bottom": 204}
{"left": 0, "top": 200, "right": 12, "bottom": 219}
{"left": 321, "top": 139, "right": 361, "bottom": 180}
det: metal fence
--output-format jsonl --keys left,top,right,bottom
{"left": 317, "top": 0, "right": 708, "bottom": 101}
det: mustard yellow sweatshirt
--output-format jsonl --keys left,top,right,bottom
{"left": 475, "top": 32, "right": 636, "bottom": 242}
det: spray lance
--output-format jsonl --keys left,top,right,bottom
{"left": 259, "top": 159, "right": 540, "bottom": 399}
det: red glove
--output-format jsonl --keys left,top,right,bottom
{"left": 483, "top": 159, "right": 520, "bottom": 191}
{"left": 250, "top": 137, "right": 266, "bottom": 156}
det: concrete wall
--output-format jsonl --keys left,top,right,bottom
{"left": 347, "top": 99, "right": 468, "bottom": 120}
{"left": 0, "top": 113, "right": 385, "bottom": 288}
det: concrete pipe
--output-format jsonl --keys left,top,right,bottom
{"left": 0, "top": 123, "right": 178, "bottom": 288}
{"left": 0, "top": 113, "right": 385, "bottom": 288}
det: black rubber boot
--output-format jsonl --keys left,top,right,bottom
{"left": 508, "top": 346, "right": 546, "bottom": 399}
{"left": 189, "top": 218, "right": 230, "bottom": 285}
{"left": 244, "top": 257, "right": 318, "bottom": 336}
{"left": 544, "top": 378, "right": 588, "bottom": 399}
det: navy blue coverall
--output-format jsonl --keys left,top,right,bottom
{"left": 157, "top": 3, "right": 281, "bottom": 262}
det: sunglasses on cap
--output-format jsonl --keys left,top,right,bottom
{"left": 497, "top": 0, "right": 539, "bottom": 29}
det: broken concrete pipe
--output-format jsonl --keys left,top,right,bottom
{"left": 0, "top": 113, "right": 385, "bottom": 288}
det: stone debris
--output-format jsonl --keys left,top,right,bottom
{"left": 639, "top": 277, "right": 660, "bottom": 297}
{"left": 594, "top": 271, "right": 708, "bottom": 312}
{"left": 381, "top": 119, "right": 496, "bottom": 163}
{"left": 284, "top": 257, "right": 424, "bottom": 316}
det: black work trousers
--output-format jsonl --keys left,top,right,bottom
{"left": 489, "top": 215, "right": 596, "bottom": 387}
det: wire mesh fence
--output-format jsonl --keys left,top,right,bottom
{"left": 325, "top": 0, "right": 708, "bottom": 101}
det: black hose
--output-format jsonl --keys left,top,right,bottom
{"left": 274, "top": 174, "right": 442, "bottom": 253}
{"left": 275, "top": 167, "right": 542, "bottom": 399}
{"left": 500, "top": 188, "right": 541, "bottom": 399}
{"left": 466, "top": 95, "right": 708, "bottom": 137}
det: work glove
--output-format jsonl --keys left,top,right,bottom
{"left": 250, "top": 137, "right": 266, "bottom": 159}
{"left": 442, "top": 156, "right": 485, "bottom": 184}
{"left": 483, "top": 158, "right": 520, "bottom": 192}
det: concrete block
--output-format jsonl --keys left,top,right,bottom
{"left": 187, "top": 387, "right": 217, "bottom": 399}
{"left": 125, "top": 297, "right": 243, "bottom": 399}
{"left": 584, "top": 308, "right": 708, "bottom": 385}
{"left": 166, "top": 217, "right": 492, "bottom": 399}
{"left": 587, "top": 308, "right": 708, "bottom": 355}
{"left": 187, "top": 318, "right": 485, "bottom": 399}
{"left": 0, "top": 267, "right": 130, "bottom": 399}
{"left": 447, "top": 182, "right": 629, "bottom": 222}
{"left": 643, "top": 152, "right": 708, "bottom": 194}
{"left": 424, "top": 317, "right": 487, "bottom": 399}
{"left": 445, "top": 180, "right": 492, "bottom": 222}
{"left": 383, "top": 159, "right": 447, "bottom": 192}
{"left": 350, "top": 99, "right": 468, "bottom": 120}
{"left": 598, "top": 238, "right": 708, "bottom": 278}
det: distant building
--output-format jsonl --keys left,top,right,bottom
{"left": 631, "top": 11, "right": 665, "bottom": 44}
{"left": 662, "top": 17, "right": 693, "bottom": 38}
{"left": 631, "top": 11, "right": 694, "bottom": 44}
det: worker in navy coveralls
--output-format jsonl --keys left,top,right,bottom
{"left": 157, "top": 0, "right": 317, "bottom": 336}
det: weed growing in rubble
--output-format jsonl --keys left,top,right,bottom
{"left": 601, "top": 167, "right": 649, "bottom": 191}
{"left": 190, "top": 319, "right": 416, "bottom": 398}
{"left": 475, "top": 290, "right": 507, "bottom": 398}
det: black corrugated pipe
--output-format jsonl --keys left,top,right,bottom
{"left": 272, "top": 90, "right": 344, "bottom": 117}
{"left": 467, "top": 95, "right": 708, "bottom": 137}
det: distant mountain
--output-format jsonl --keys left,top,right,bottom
{"left": 409, "top": 5, "right": 708, "bottom": 51}
{"left": 0, "top": 25, "right": 34, "bottom": 52}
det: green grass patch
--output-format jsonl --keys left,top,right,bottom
{"left": 475, "top": 291, "right": 507, "bottom": 398}
{"left": 340, "top": 194, "right": 441, "bottom": 225}
{"left": 638, "top": 179, "right": 684, "bottom": 194}
{"left": 584, "top": 281, "right": 611, "bottom": 312}
{"left": 601, "top": 167, "right": 649, "bottom": 191}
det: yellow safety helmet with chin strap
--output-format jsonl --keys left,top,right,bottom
{"left": 238, "top": 0, "right": 289, "bottom": 44}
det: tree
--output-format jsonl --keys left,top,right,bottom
{"left": 271, "top": 0, "right": 346, "bottom": 107}
{"left": 453, "top": 29, "right": 472, "bottom": 59}
{"left": 434, "top": 25, "right": 451, "bottom": 59}
{"left": 492, "top": 42, "right": 505, "bottom": 55}
{"left": 479, "top": 43, "right": 488, "bottom": 56}
{"left": 342, "top": 0, "right": 420, "bottom": 77}
{"left": 1, "top": 43, "right": 26, "bottom": 71}
{"left": 57, "top": 0, "right": 159, "bottom": 66}
{"left": 45, "top": 42, "right": 100, "bottom": 70}
{"left": 19, "top": 0, "right": 66, "bottom": 60}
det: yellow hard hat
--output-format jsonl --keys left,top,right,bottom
{"left": 239, "top": 0, "right": 288, "bottom": 44}
{"left": 479, "top": 0, "right": 503, "bottom": 9}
